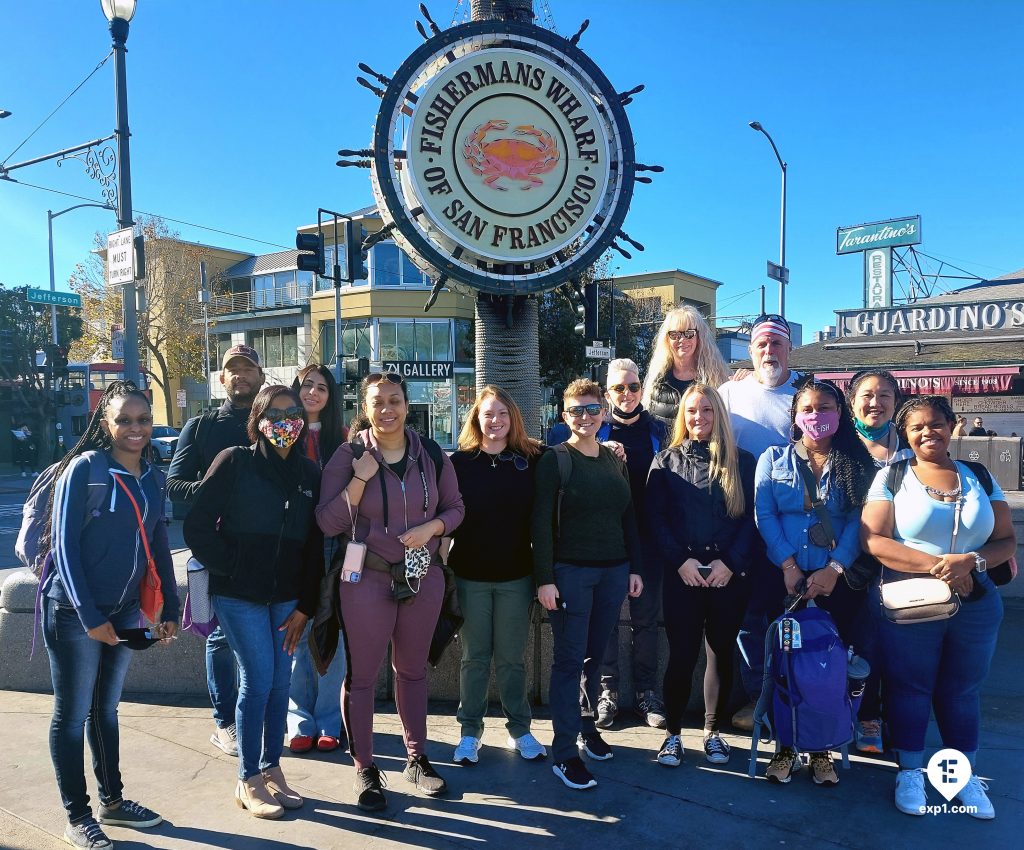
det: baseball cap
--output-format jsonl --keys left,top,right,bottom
{"left": 221, "top": 344, "right": 261, "bottom": 369}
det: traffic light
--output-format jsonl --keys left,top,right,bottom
{"left": 573, "top": 283, "right": 599, "bottom": 338}
{"left": 344, "top": 220, "right": 369, "bottom": 283}
{"left": 296, "top": 232, "right": 326, "bottom": 277}
{"left": 343, "top": 356, "right": 370, "bottom": 383}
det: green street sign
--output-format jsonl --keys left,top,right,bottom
{"left": 26, "top": 288, "right": 82, "bottom": 308}
{"left": 836, "top": 216, "right": 921, "bottom": 255}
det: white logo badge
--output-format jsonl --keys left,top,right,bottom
{"left": 926, "top": 748, "right": 972, "bottom": 802}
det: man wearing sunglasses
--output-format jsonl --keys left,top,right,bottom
{"left": 168, "top": 344, "right": 266, "bottom": 757}
{"left": 717, "top": 315, "right": 802, "bottom": 732}
{"left": 592, "top": 359, "right": 667, "bottom": 731}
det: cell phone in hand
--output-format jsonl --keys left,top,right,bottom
{"left": 697, "top": 565, "right": 712, "bottom": 581}
{"left": 342, "top": 541, "right": 367, "bottom": 583}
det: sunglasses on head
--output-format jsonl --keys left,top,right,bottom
{"left": 609, "top": 382, "right": 642, "bottom": 393}
{"left": 264, "top": 406, "right": 304, "bottom": 420}
{"left": 365, "top": 372, "right": 404, "bottom": 386}
{"left": 566, "top": 403, "right": 603, "bottom": 418}
{"left": 667, "top": 329, "right": 697, "bottom": 341}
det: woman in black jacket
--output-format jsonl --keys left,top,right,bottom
{"left": 646, "top": 383, "right": 756, "bottom": 767}
{"left": 184, "top": 385, "right": 323, "bottom": 820}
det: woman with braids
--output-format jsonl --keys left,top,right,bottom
{"left": 286, "top": 365, "right": 348, "bottom": 755}
{"left": 42, "top": 381, "right": 179, "bottom": 849}
{"left": 184, "top": 385, "right": 323, "bottom": 819}
{"left": 844, "top": 369, "right": 913, "bottom": 754}
{"left": 861, "top": 396, "right": 1014, "bottom": 819}
{"left": 642, "top": 305, "right": 732, "bottom": 436}
{"left": 753, "top": 376, "right": 875, "bottom": 787}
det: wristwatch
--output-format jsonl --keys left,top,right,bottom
{"left": 829, "top": 561, "right": 845, "bottom": 575}
{"left": 970, "top": 551, "right": 987, "bottom": 573}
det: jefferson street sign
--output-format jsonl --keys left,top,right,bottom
{"left": 585, "top": 345, "right": 612, "bottom": 360}
{"left": 767, "top": 260, "right": 789, "bottom": 283}
{"left": 26, "top": 288, "right": 82, "bottom": 308}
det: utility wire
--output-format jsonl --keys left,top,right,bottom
{"left": 2, "top": 51, "right": 113, "bottom": 167}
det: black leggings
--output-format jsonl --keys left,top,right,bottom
{"left": 662, "top": 569, "right": 750, "bottom": 734}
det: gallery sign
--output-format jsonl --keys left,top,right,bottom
{"left": 838, "top": 300, "right": 1024, "bottom": 336}
{"left": 365, "top": 18, "right": 640, "bottom": 295}
{"left": 837, "top": 215, "right": 921, "bottom": 255}
{"left": 382, "top": 360, "right": 453, "bottom": 380}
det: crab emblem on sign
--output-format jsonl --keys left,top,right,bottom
{"left": 463, "top": 120, "right": 559, "bottom": 190}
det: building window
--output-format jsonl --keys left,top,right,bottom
{"left": 209, "top": 332, "right": 233, "bottom": 375}
{"left": 372, "top": 242, "right": 429, "bottom": 288}
{"left": 455, "top": 319, "right": 474, "bottom": 364}
{"left": 378, "top": 319, "right": 452, "bottom": 361}
{"left": 246, "top": 328, "right": 298, "bottom": 368}
{"left": 320, "top": 319, "right": 372, "bottom": 364}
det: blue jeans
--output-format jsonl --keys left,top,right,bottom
{"left": 549, "top": 562, "right": 629, "bottom": 763}
{"left": 42, "top": 597, "right": 136, "bottom": 823}
{"left": 212, "top": 595, "right": 297, "bottom": 781}
{"left": 287, "top": 622, "right": 346, "bottom": 739}
{"left": 600, "top": 566, "right": 662, "bottom": 694}
{"left": 878, "top": 578, "right": 1003, "bottom": 767}
{"left": 206, "top": 625, "right": 238, "bottom": 729}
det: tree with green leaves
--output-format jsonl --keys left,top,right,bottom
{"left": 0, "top": 283, "right": 84, "bottom": 465}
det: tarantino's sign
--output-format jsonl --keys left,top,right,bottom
{"left": 838, "top": 300, "right": 1024, "bottom": 336}
{"left": 407, "top": 49, "right": 609, "bottom": 263}
{"left": 837, "top": 216, "right": 921, "bottom": 255}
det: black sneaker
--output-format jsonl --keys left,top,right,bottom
{"left": 703, "top": 732, "right": 731, "bottom": 765}
{"left": 354, "top": 763, "right": 388, "bottom": 812}
{"left": 64, "top": 817, "right": 112, "bottom": 849}
{"left": 552, "top": 756, "right": 597, "bottom": 789}
{"left": 634, "top": 690, "right": 667, "bottom": 729}
{"left": 578, "top": 731, "right": 613, "bottom": 760}
{"left": 403, "top": 754, "right": 447, "bottom": 797}
{"left": 97, "top": 798, "right": 162, "bottom": 828}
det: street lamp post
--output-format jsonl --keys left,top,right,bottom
{"left": 48, "top": 203, "right": 114, "bottom": 345}
{"left": 101, "top": 0, "right": 139, "bottom": 384}
{"left": 749, "top": 120, "right": 787, "bottom": 317}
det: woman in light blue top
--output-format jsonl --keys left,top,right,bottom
{"left": 861, "top": 395, "right": 1016, "bottom": 820}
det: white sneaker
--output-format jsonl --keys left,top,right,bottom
{"left": 894, "top": 769, "right": 927, "bottom": 816}
{"left": 453, "top": 735, "right": 481, "bottom": 765}
{"left": 507, "top": 732, "right": 547, "bottom": 760}
{"left": 956, "top": 775, "right": 995, "bottom": 820}
{"left": 210, "top": 724, "right": 238, "bottom": 756}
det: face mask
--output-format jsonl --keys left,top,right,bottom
{"left": 611, "top": 401, "right": 643, "bottom": 420}
{"left": 854, "top": 418, "right": 891, "bottom": 442}
{"left": 795, "top": 410, "right": 840, "bottom": 441}
{"left": 259, "top": 416, "right": 304, "bottom": 448}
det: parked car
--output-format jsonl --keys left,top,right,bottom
{"left": 150, "top": 425, "right": 180, "bottom": 464}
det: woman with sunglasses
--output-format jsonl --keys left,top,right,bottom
{"left": 753, "top": 377, "right": 875, "bottom": 787}
{"left": 642, "top": 305, "right": 731, "bottom": 435}
{"left": 448, "top": 385, "right": 546, "bottom": 766}
{"left": 593, "top": 359, "right": 667, "bottom": 730}
{"left": 533, "top": 379, "right": 644, "bottom": 791}
{"left": 285, "top": 365, "right": 349, "bottom": 756}
{"left": 317, "top": 372, "right": 464, "bottom": 811}
{"left": 185, "top": 385, "right": 324, "bottom": 819}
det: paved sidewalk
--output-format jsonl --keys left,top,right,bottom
{"left": 2, "top": 601, "right": 1022, "bottom": 850}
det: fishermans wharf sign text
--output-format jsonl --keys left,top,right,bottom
{"left": 838, "top": 300, "right": 1024, "bottom": 336}
{"left": 837, "top": 216, "right": 921, "bottom": 255}
{"left": 368, "top": 18, "right": 638, "bottom": 295}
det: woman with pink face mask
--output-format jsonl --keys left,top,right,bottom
{"left": 752, "top": 377, "right": 875, "bottom": 787}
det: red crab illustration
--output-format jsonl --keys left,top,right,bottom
{"left": 462, "top": 119, "right": 559, "bottom": 190}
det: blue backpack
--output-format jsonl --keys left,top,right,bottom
{"left": 749, "top": 606, "right": 865, "bottom": 772}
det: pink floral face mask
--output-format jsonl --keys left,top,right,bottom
{"left": 259, "top": 410, "right": 304, "bottom": 448}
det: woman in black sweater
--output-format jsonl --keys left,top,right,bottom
{"left": 646, "top": 383, "right": 756, "bottom": 767}
{"left": 449, "top": 385, "right": 545, "bottom": 766}
{"left": 184, "top": 385, "right": 323, "bottom": 820}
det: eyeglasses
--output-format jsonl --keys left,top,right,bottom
{"left": 609, "top": 382, "right": 642, "bottom": 394}
{"left": 565, "top": 404, "right": 603, "bottom": 418}
{"left": 498, "top": 451, "right": 529, "bottom": 471}
{"left": 365, "top": 372, "right": 404, "bottom": 386}
{"left": 265, "top": 406, "right": 304, "bottom": 420}
{"left": 667, "top": 329, "right": 697, "bottom": 341}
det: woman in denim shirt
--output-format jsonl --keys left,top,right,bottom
{"left": 753, "top": 377, "right": 875, "bottom": 786}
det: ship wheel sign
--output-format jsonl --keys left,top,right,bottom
{"left": 340, "top": 8, "right": 661, "bottom": 300}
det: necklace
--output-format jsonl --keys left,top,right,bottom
{"left": 923, "top": 483, "right": 961, "bottom": 499}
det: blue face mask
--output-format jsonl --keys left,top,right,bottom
{"left": 854, "top": 418, "right": 891, "bottom": 442}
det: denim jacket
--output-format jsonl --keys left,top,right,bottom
{"left": 754, "top": 444, "right": 862, "bottom": 572}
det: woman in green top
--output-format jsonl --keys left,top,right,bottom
{"left": 532, "top": 378, "right": 644, "bottom": 791}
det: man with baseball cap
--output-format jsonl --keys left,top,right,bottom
{"left": 168, "top": 343, "right": 265, "bottom": 756}
{"left": 717, "top": 314, "right": 801, "bottom": 730}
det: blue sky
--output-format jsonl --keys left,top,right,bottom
{"left": 2, "top": 0, "right": 1021, "bottom": 339}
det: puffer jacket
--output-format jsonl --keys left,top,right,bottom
{"left": 648, "top": 375, "right": 689, "bottom": 435}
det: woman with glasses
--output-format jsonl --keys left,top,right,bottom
{"left": 593, "top": 359, "right": 667, "bottom": 730}
{"left": 532, "top": 379, "right": 644, "bottom": 791}
{"left": 286, "top": 365, "right": 349, "bottom": 756}
{"left": 184, "top": 385, "right": 324, "bottom": 819}
{"left": 753, "top": 377, "right": 875, "bottom": 787}
{"left": 316, "top": 372, "right": 465, "bottom": 812}
{"left": 642, "top": 305, "right": 731, "bottom": 435}
{"left": 448, "top": 385, "right": 546, "bottom": 766}
{"left": 646, "top": 384, "right": 756, "bottom": 768}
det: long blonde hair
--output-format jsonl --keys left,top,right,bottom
{"left": 642, "top": 305, "right": 730, "bottom": 407}
{"left": 669, "top": 383, "right": 745, "bottom": 518}
{"left": 457, "top": 384, "right": 541, "bottom": 457}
